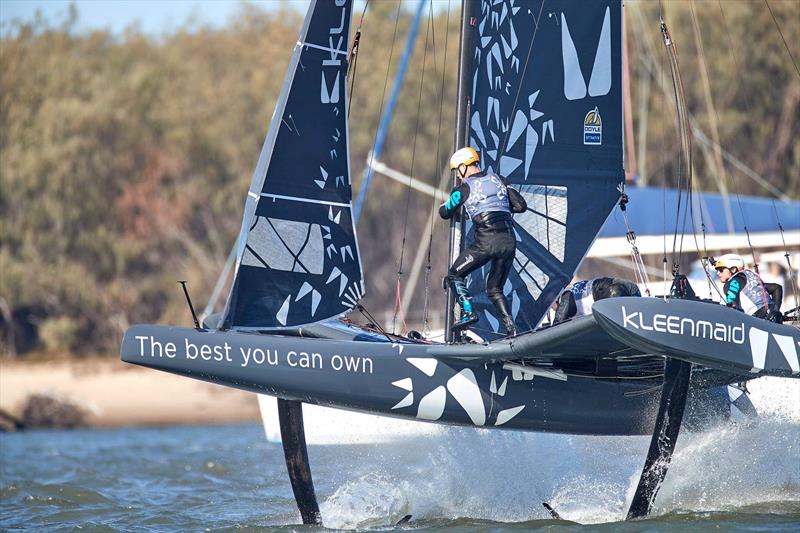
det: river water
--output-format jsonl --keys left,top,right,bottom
{"left": 2, "top": 407, "right": 799, "bottom": 532}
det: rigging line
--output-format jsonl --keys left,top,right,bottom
{"left": 346, "top": 0, "right": 370, "bottom": 115}
{"left": 658, "top": 21, "right": 669, "bottom": 298}
{"left": 772, "top": 200, "right": 800, "bottom": 308}
{"left": 419, "top": 0, "right": 439, "bottom": 332}
{"left": 663, "top": 16, "right": 708, "bottom": 290}
{"left": 626, "top": 227, "right": 651, "bottom": 295}
{"left": 661, "top": 19, "right": 686, "bottom": 271}
{"left": 675, "top": 71, "right": 692, "bottom": 268}
{"left": 700, "top": 221, "right": 713, "bottom": 298}
{"left": 346, "top": 33, "right": 360, "bottom": 114}
{"left": 693, "top": 128, "right": 789, "bottom": 202}
{"left": 391, "top": 2, "right": 443, "bottom": 324}
{"left": 638, "top": 3, "right": 785, "bottom": 201}
{"left": 355, "top": 0, "right": 370, "bottom": 33}
{"left": 688, "top": 190, "right": 725, "bottom": 299}
{"left": 394, "top": 0, "right": 434, "bottom": 334}
{"left": 729, "top": 176, "right": 772, "bottom": 310}
{"left": 720, "top": 179, "right": 769, "bottom": 308}
{"left": 497, "top": 0, "right": 547, "bottom": 160}
{"left": 624, "top": 384, "right": 665, "bottom": 397}
{"left": 423, "top": 0, "right": 452, "bottom": 337}
{"left": 763, "top": 0, "right": 800, "bottom": 78}
{"left": 718, "top": 0, "right": 790, "bottom": 272}
{"left": 735, "top": 187, "right": 771, "bottom": 309}
{"left": 398, "top": 4, "right": 433, "bottom": 271}
{"left": 675, "top": 24, "right": 716, "bottom": 289}
{"left": 687, "top": 3, "right": 735, "bottom": 299}
{"left": 355, "top": 303, "right": 394, "bottom": 344}
{"left": 683, "top": 150, "right": 723, "bottom": 298}
{"left": 664, "top": 29, "right": 682, "bottom": 259}
{"left": 564, "top": 372, "right": 664, "bottom": 382}
{"left": 421, "top": 211, "right": 436, "bottom": 335}
{"left": 690, "top": 2, "right": 758, "bottom": 297}
{"left": 392, "top": 277, "right": 408, "bottom": 334}
{"left": 715, "top": 19, "right": 798, "bottom": 206}
{"left": 689, "top": 1, "right": 734, "bottom": 235}
{"left": 362, "top": 0, "right": 404, "bottom": 215}
{"left": 618, "top": 185, "right": 651, "bottom": 296}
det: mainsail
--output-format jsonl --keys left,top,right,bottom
{"left": 466, "top": 0, "right": 624, "bottom": 335}
{"left": 222, "top": 0, "right": 364, "bottom": 329}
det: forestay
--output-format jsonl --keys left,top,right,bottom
{"left": 222, "top": 0, "right": 364, "bottom": 329}
{"left": 465, "top": 0, "right": 624, "bottom": 337}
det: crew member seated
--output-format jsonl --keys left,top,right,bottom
{"left": 713, "top": 254, "right": 783, "bottom": 322}
{"left": 552, "top": 277, "right": 641, "bottom": 325}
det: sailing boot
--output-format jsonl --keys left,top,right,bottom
{"left": 490, "top": 292, "right": 517, "bottom": 337}
{"left": 450, "top": 278, "right": 478, "bottom": 332}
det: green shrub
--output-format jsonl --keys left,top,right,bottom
{"left": 38, "top": 316, "right": 81, "bottom": 353}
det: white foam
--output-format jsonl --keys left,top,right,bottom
{"left": 260, "top": 378, "right": 800, "bottom": 527}
{"left": 655, "top": 419, "right": 800, "bottom": 514}
{"left": 746, "top": 377, "right": 800, "bottom": 421}
{"left": 314, "top": 418, "right": 799, "bottom": 528}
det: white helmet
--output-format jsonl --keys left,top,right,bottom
{"left": 714, "top": 253, "right": 745, "bottom": 271}
{"left": 449, "top": 147, "right": 480, "bottom": 170}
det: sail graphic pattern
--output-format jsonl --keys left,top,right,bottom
{"left": 223, "top": 0, "right": 364, "bottom": 329}
{"left": 466, "top": 0, "right": 623, "bottom": 337}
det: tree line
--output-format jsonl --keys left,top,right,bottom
{"left": 1, "top": 0, "right": 797, "bottom": 356}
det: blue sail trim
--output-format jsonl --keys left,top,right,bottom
{"left": 223, "top": 0, "right": 364, "bottom": 329}
{"left": 466, "top": 0, "right": 624, "bottom": 337}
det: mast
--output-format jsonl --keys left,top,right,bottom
{"left": 622, "top": 6, "right": 637, "bottom": 183}
{"left": 446, "top": 0, "right": 479, "bottom": 343}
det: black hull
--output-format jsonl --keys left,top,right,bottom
{"left": 121, "top": 297, "right": 798, "bottom": 436}
{"left": 122, "top": 324, "right": 654, "bottom": 436}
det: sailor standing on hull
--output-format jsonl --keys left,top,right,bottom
{"left": 714, "top": 254, "right": 783, "bottom": 322}
{"left": 439, "top": 147, "right": 527, "bottom": 336}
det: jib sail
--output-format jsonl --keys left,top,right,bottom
{"left": 466, "top": 0, "right": 623, "bottom": 335}
{"left": 222, "top": 0, "right": 364, "bottom": 329}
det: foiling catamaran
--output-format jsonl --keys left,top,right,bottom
{"left": 120, "top": 0, "right": 800, "bottom": 524}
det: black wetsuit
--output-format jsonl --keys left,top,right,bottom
{"left": 553, "top": 277, "right": 641, "bottom": 324}
{"left": 439, "top": 171, "right": 526, "bottom": 321}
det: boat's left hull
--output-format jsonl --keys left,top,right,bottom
{"left": 122, "top": 324, "right": 662, "bottom": 435}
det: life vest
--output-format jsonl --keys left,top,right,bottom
{"left": 738, "top": 269, "right": 772, "bottom": 315}
{"left": 571, "top": 279, "right": 595, "bottom": 317}
{"left": 463, "top": 172, "right": 511, "bottom": 220}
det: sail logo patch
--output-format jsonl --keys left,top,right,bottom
{"left": 583, "top": 107, "right": 603, "bottom": 145}
{"left": 561, "top": 7, "right": 612, "bottom": 100}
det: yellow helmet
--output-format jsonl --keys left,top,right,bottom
{"left": 449, "top": 147, "right": 480, "bottom": 170}
{"left": 714, "top": 254, "right": 745, "bottom": 271}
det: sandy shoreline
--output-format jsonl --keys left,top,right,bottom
{"left": 0, "top": 358, "right": 261, "bottom": 428}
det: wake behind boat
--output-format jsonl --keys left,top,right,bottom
{"left": 120, "top": 0, "right": 800, "bottom": 525}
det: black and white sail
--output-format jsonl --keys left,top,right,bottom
{"left": 466, "top": 0, "right": 624, "bottom": 336}
{"left": 222, "top": 0, "right": 364, "bottom": 329}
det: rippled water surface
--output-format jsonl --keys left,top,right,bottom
{"left": 1, "top": 418, "right": 799, "bottom": 531}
